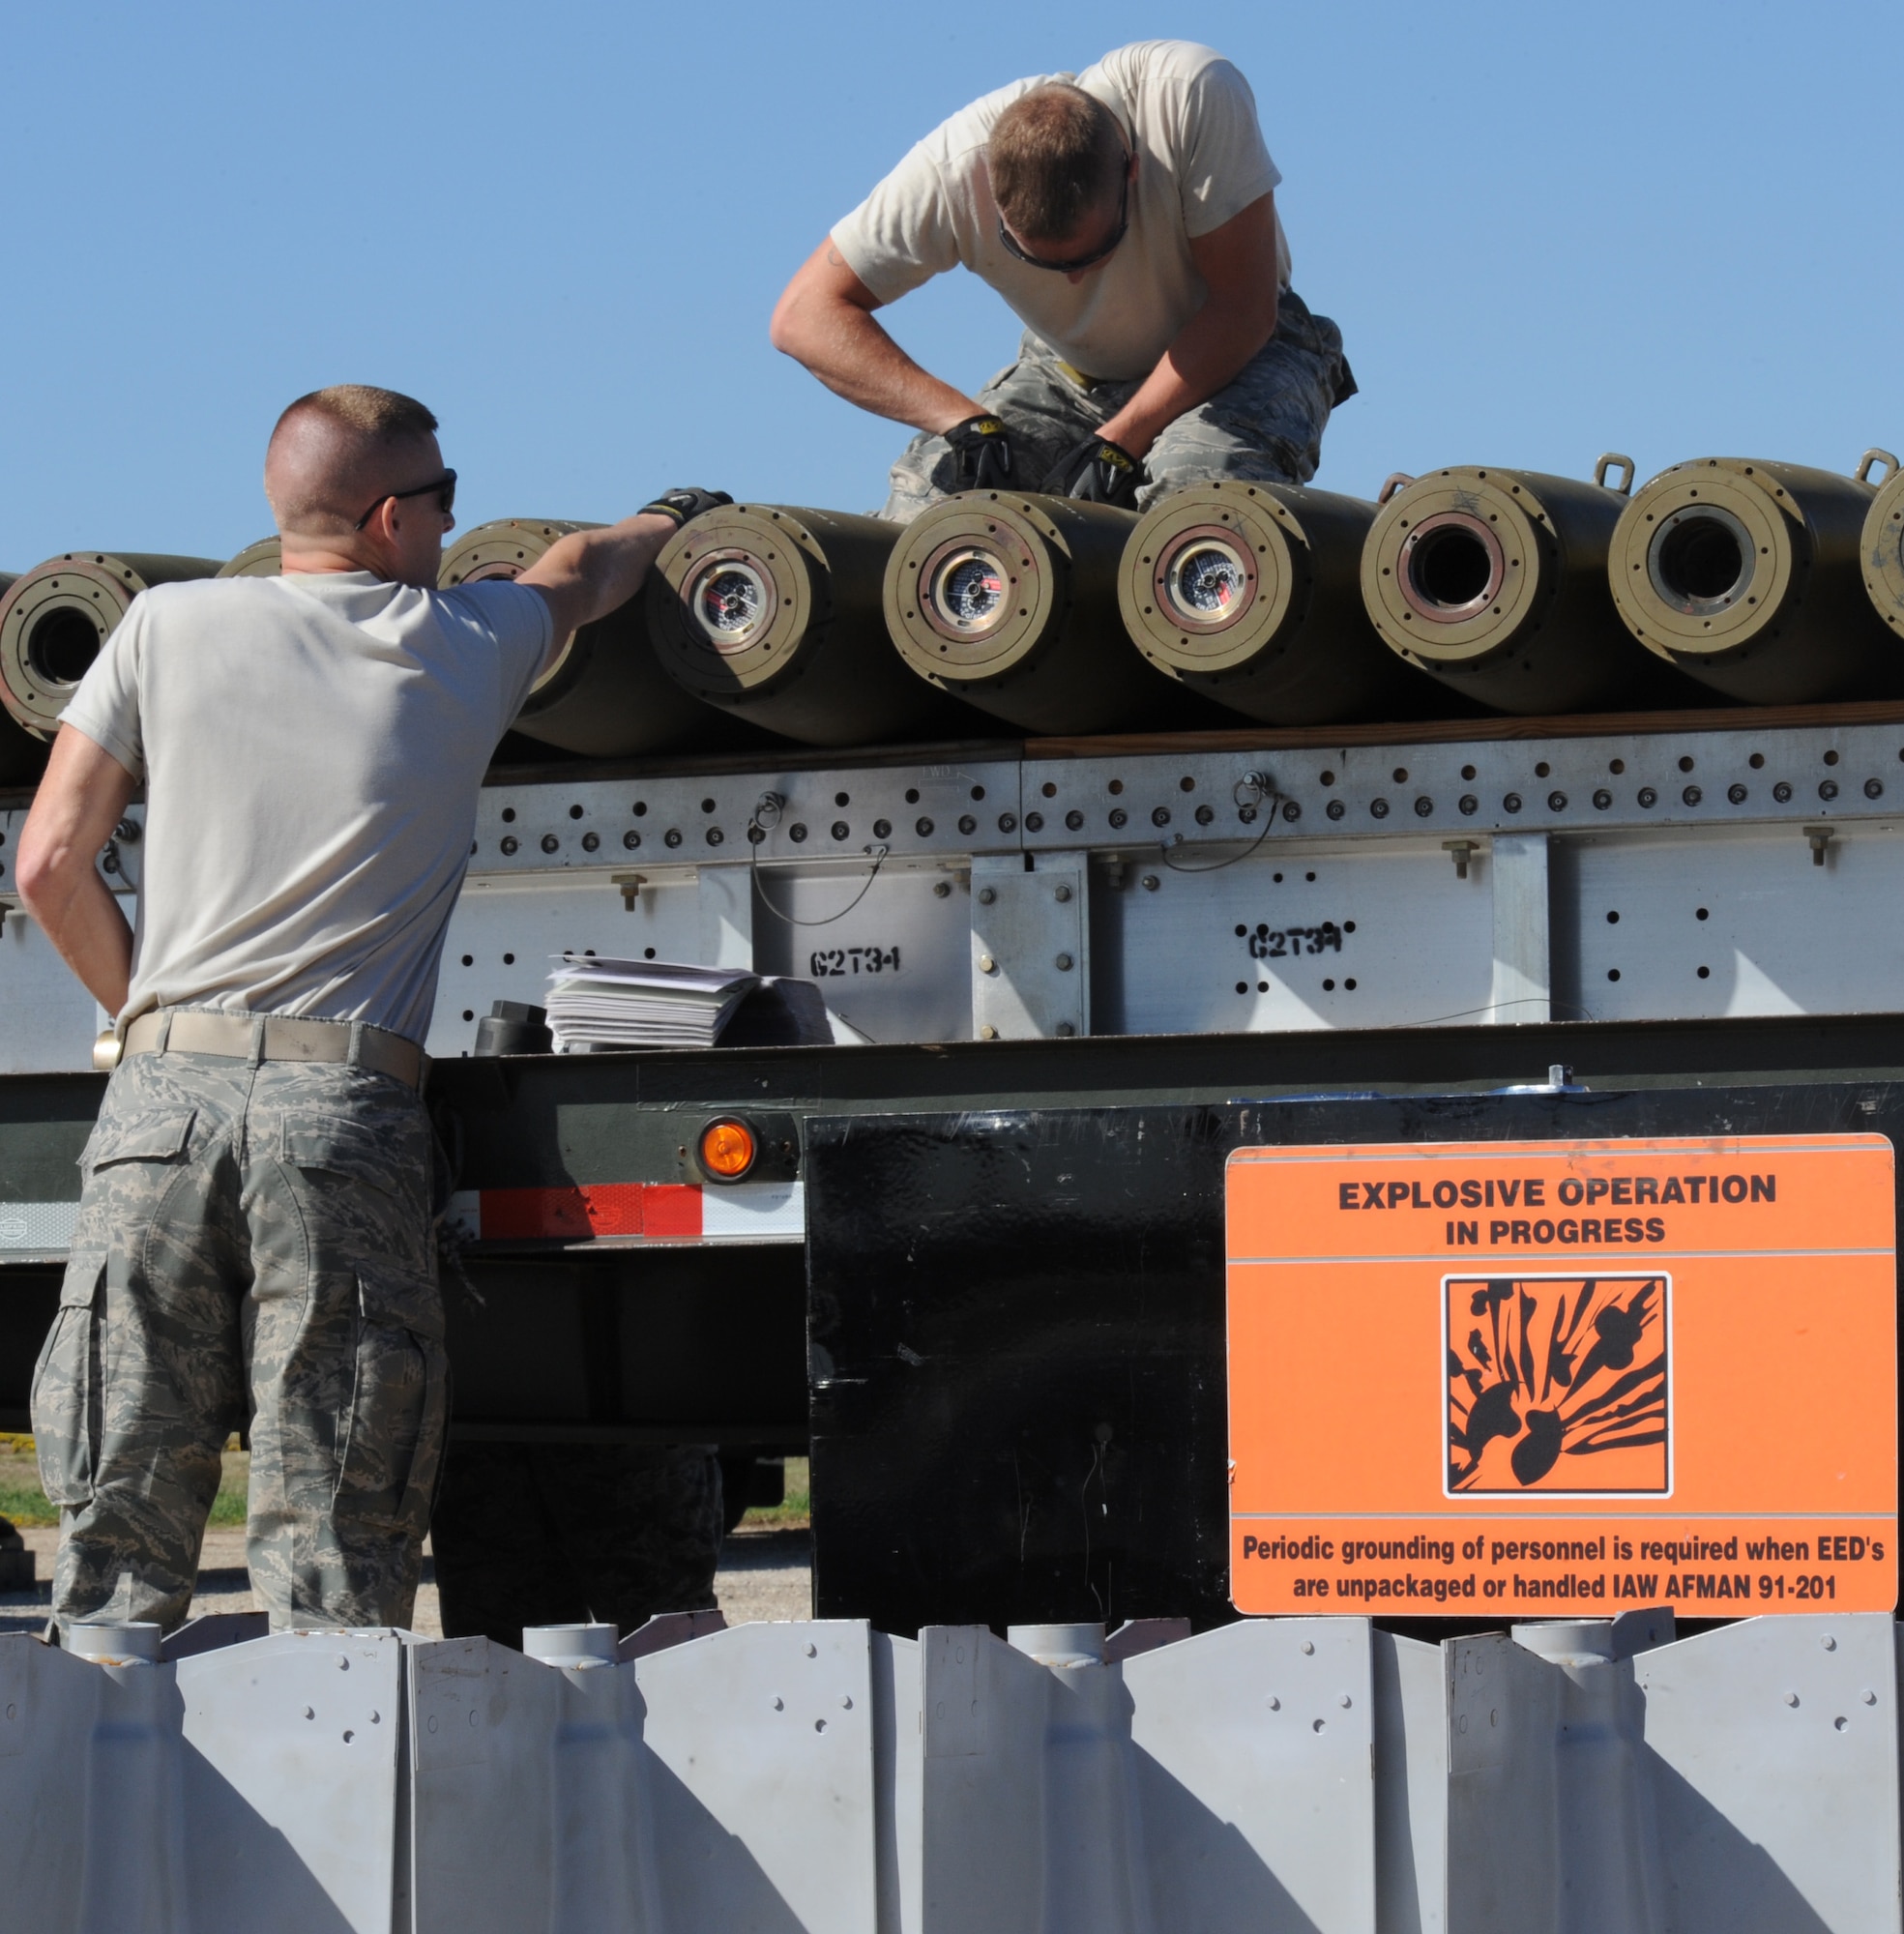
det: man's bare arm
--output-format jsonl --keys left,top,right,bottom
{"left": 513, "top": 511, "right": 681, "bottom": 673}
{"left": 770, "top": 240, "right": 981, "bottom": 435}
{"left": 1096, "top": 192, "right": 1282, "bottom": 459}
{"left": 15, "top": 727, "right": 138, "bottom": 1015}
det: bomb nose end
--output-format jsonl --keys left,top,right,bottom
{"left": 1647, "top": 505, "right": 1753, "bottom": 616}
{"left": 1399, "top": 513, "right": 1505, "bottom": 622}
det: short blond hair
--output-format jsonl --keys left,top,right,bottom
{"left": 265, "top": 385, "right": 440, "bottom": 534}
{"left": 988, "top": 84, "right": 1126, "bottom": 242}
{"left": 272, "top": 384, "right": 438, "bottom": 446}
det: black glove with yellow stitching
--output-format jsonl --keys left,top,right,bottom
{"left": 639, "top": 487, "right": 734, "bottom": 529}
{"left": 944, "top": 414, "right": 1014, "bottom": 491}
{"left": 1042, "top": 434, "right": 1142, "bottom": 509}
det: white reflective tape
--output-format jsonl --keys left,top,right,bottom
{"left": 698, "top": 1179, "right": 806, "bottom": 1242}
{"left": 445, "top": 1191, "right": 482, "bottom": 1242}
{"left": 0, "top": 1201, "right": 78, "bottom": 1250}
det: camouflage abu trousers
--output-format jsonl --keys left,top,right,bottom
{"left": 31, "top": 1038, "right": 446, "bottom": 1635}
{"left": 879, "top": 287, "right": 1356, "bottom": 522}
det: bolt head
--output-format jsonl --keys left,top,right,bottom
{"left": 1054, "top": 883, "right": 1072, "bottom": 902}
{"left": 978, "top": 886, "right": 997, "bottom": 904}
{"left": 1141, "top": 874, "right": 1159, "bottom": 891}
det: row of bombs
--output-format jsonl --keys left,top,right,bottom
{"left": 3, "top": 450, "right": 1904, "bottom": 779}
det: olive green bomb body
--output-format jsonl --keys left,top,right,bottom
{"left": 1609, "top": 455, "right": 1903, "bottom": 704}
{"left": 443, "top": 519, "right": 732, "bottom": 757}
{"left": 0, "top": 572, "right": 33, "bottom": 784}
{"left": 217, "top": 537, "right": 282, "bottom": 577}
{"left": 885, "top": 491, "right": 1228, "bottom": 735}
{"left": 1119, "top": 481, "right": 1443, "bottom": 725}
{"left": 0, "top": 554, "right": 222, "bottom": 754}
{"left": 1361, "top": 462, "right": 1697, "bottom": 716}
{"left": 647, "top": 504, "right": 980, "bottom": 747}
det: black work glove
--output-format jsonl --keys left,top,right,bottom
{"left": 1042, "top": 434, "right": 1142, "bottom": 509}
{"left": 944, "top": 414, "right": 1014, "bottom": 491}
{"left": 639, "top": 486, "right": 734, "bottom": 528}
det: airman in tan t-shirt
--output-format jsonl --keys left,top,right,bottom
{"left": 770, "top": 40, "right": 1356, "bottom": 518}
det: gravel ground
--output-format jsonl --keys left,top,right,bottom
{"left": 713, "top": 1528, "right": 814, "bottom": 1623}
{"left": 1, "top": 1524, "right": 813, "bottom": 1639}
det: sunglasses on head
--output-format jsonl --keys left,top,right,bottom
{"left": 353, "top": 469, "right": 457, "bottom": 531}
{"left": 996, "top": 164, "right": 1129, "bottom": 275}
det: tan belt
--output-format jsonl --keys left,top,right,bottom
{"left": 117, "top": 1010, "right": 426, "bottom": 1089}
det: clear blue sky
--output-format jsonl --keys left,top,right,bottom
{"left": 1, "top": 0, "right": 1895, "bottom": 568}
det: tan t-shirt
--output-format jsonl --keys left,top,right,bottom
{"left": 830, "top": 41, "right": 1288, "bottom": 382}
{"left": 60, "top": 570, "right": 551, "bottom": 1043}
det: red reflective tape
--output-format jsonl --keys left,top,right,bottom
{"left": 476, "top": 1183, "right": 701, "bottom": 1241}
{"left": 579, "top": 1185, "right": 648, "bottom": 1238}
{"left": 481, "top": 1187, "right": 595, "bottom": 1240}
{"left": 642, "top": 1185, "right": 704, "bottom": 1240}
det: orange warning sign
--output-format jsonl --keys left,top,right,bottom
{"left": 1226, "top": 1135, "right": 1896, "bottom": 1616}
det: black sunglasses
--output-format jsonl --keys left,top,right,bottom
{"left": 996, "top": 164, "right": 1129, "bottom": 275}
{"left": 353, "top": 468, "right": 457, "bottom": 532}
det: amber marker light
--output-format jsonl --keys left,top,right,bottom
{"left": 698, "top": 1117, "right": 757, "bottom": 1182}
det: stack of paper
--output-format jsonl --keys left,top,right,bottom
{"left": 543, "top": 956, "right": 761, "bottom": 1051}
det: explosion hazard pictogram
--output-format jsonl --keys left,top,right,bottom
{"left": 1446, "top": 1274, "right": 1669, "bottom": 1495}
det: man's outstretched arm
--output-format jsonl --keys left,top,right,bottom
{"left": 1094, "top": 191, "right": 1283, "bottom": 460}
{"left": 16, "top": 726, "right": 138, "bottom": 1015}
{"left": 514, "top": 505, "right": 698, "bottom": 669}
{"left": 770, "top": 240, "right": 981, "bottom": 435}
